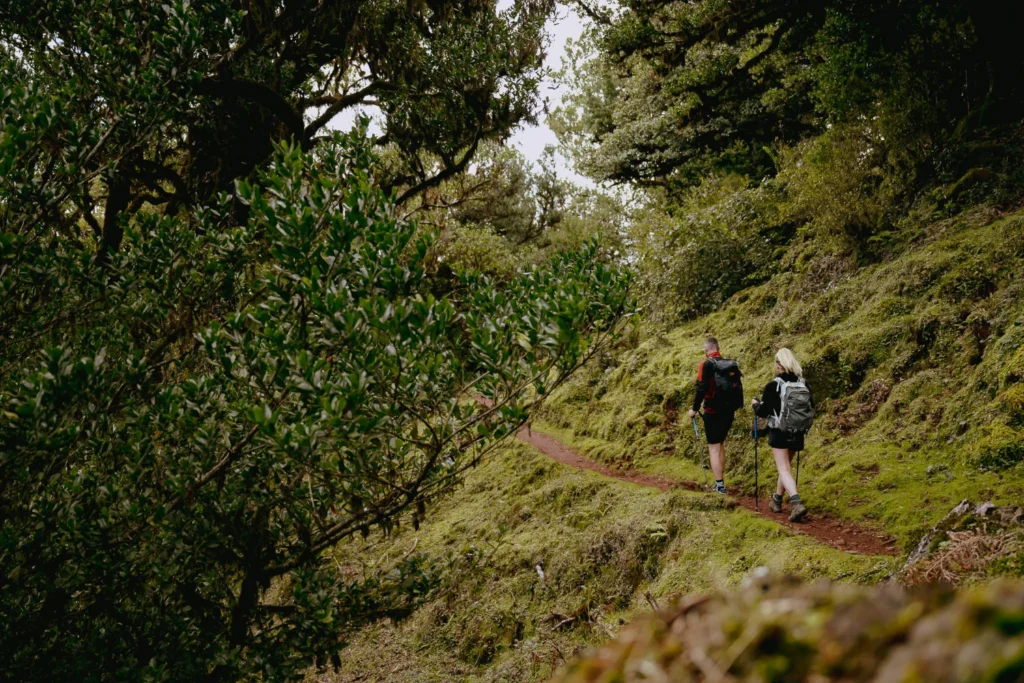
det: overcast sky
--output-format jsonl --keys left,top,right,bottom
{"left": 505, "top": 4, "right": 586, "bottom": 177}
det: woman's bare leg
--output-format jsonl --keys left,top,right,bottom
{"left": 772, "top": 448, "right": 798, "bottom": 497}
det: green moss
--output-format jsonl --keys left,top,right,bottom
{"left": 998, "top": 384, "right": 1024, "bottom": 425}
{"left": 972, "top": 423, "right": 1024, "bottom": 470}
{"left": 539, "top": 208, "right": 1024, "bottom": 553}
{"left": 1006, "top": 345, "right": 1024, "bottom": 387}
{"left": 322, "top": 442, "right": 891, "bottom": 682}
{"left": 938, "top": 256, "right": 999, "bottom": 302}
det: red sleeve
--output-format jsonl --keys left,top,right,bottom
{"left": 693, "top": 360, "right": 711, "bottom": 413}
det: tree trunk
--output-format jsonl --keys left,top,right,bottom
{"left": 99, "top": 173, "right": 131, "bottom": 262}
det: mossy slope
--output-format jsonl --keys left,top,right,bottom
{"left": 540, "top": 208, "right": 1024, "bottom": 553}
{"left": 315, "top": 442, "right": 893, "bottom": 682}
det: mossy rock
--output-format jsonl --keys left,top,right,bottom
{"left": 999, "top": 384, "right": 1024, "bottom": 426}
{"left": 972, "top": 423, "right": 1024, "bottom": 470}
{"left": 554, "top": 576, "right": 1024, "bottom": 683}
{"left": 946, "top": 167, "right": 997, "bottom": 201}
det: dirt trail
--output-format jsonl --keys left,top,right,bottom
{"left": 516, "top": 426, "right": 898, "bottom": 557}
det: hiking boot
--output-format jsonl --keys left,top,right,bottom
{"left": 714, "top": 481, "right": 727, "bottom": 495}
{"left": 769, "top": 495, "right": 783, "bottom": 514}
{"left": 789, "top": 499, "right": 808, "bottom": 523}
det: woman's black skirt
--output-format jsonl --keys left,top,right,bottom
{"left": 767, "top": 428, "right": 804, "bottom": 451}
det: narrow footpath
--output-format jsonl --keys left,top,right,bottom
{"left": 516, "top": 426, "right": 898, "bottom": 557}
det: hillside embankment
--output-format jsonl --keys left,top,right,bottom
{"left": 316, "top": 441, "right": 897, "bottom": 683}
{"left": 539, "top": 206, "right": 1024, "bottom": 553}
{"left": 317, "top": 203, "right": 1024, "bottom": 683}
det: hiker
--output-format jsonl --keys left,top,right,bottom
{"left": 688, "top": 336, "right": 743, "bottom": 494}
{"left": 751, "top": 348, "right": 814, "bottom": 522}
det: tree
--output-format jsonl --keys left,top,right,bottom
{"left": 416, "top": 143, "right": 568, "bottom": 247}
{"left": 554, "top": 0, "right": 1006, "bottom": 189}
{"left": 423, "top": 143, "right": 539, "bottom": 244}
{"left": 0, "top": 3, "right": 637, "bottom": 677}
{"left": 0, "top": 132, "right": 634, "bottom": 681}
{"left": 0, "top": 0, "right": 554, "bottom": 257}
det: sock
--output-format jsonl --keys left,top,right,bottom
{"left": 772, "top": 493, "right": 783, "bottom": 503}
{"left": 789, "top": 495, "right": 803, "bottom": 504}
{"left": 716, "top": 479, "right": 724, "bottom": 486}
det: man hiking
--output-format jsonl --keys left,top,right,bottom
{"left": 688, "top": 336, "right": 743, "bottom": 494}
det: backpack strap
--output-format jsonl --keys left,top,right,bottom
{"left": 769, "top": 377, "right": 785, "bottom": 427}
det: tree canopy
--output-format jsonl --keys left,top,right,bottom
{"left": 555, "top": 0, "right": 1024, "bottom": 188}
{"left": 0, "top": 3, "right": 636, "bottom": 680}
{"left": 0, "top": 0, "right": 554, "bottom": 256}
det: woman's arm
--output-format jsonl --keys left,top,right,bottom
{"left": 753, "top": 380, "right": 778, "bottom": 418}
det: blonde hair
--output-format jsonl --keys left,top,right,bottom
{"left": 775, "top": 348, "right": 803, "bottom": 377}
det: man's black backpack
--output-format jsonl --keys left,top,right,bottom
{"left": 708, "top": 358, "right": 744, "bottom": 412}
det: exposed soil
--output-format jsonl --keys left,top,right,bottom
{"left": 516, "top": 425, "right": 899, "bottom": 557}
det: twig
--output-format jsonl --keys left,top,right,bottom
{"left": 553, "top": 616, "right": 576, "bottom": 631}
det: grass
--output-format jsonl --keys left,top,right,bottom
{"left": 538, "top": 207, "right": 1024, "bottom": 553}
{"left": 317, "top": 198, "right": 1024, "bottom": 683}
{"left": 313, "top": 441, "right": 895, "bottom": 682}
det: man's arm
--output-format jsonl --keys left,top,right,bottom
{"left": 691, "top": 359, "right": 710, "bottom": 414}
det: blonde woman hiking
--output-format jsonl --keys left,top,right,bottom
{"left": 751, "top": 348, "right": 815, "bottom": 522}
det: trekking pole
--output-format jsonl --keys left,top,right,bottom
{"left": 692, "top": 416, "right": 708, "bottom": 491}
{"left": 753, "top": 413, "right": 759, "bottom": 512}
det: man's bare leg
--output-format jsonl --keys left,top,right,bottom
{"left": 708, "top": 442, "right": 725, "bottom": 481}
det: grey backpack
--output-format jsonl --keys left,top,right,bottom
{"left": 769, "top": 378, "right": 815, "bottom": 434}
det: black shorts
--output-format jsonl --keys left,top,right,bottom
{"left": 702, "top": 411, "right": 735, "bottom": 445}
{"left": 767, "top": 428, "right": 805, "bottom": 451}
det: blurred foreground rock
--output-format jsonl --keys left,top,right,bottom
{"left": 553, "top": 574, "right": 1024, "bottom": 682}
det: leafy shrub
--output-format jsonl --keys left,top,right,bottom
{"left": 777, "top": 124, "right": 892, "bottom": 254}
{"left": 430, "top": 222, "right": 525, "bottom": 280}
{"left": 0, "top": 138, "right": 634, "bottom": 681}
{"left": 632, "top": 175, "right": 786, "bottom": 325}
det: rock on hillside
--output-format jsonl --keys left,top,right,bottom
{"left": 901, "top": 500, "right": 1024, "bottom": 586}
{"left": 553, "top": 574, "right": 1024, "bottom": 682}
